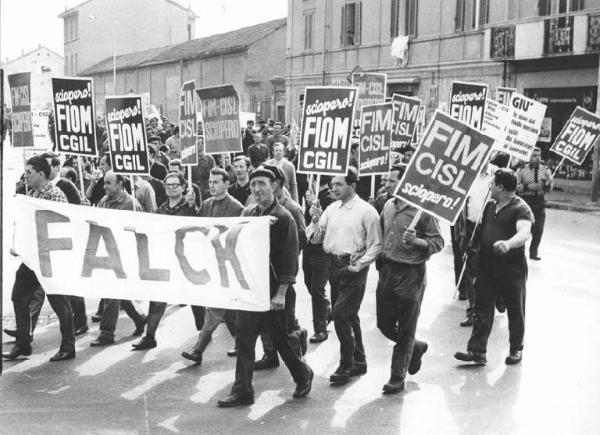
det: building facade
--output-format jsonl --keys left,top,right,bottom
{"left": 59, "top": 0, "right": 196, "bottom": 76}
{"left": 1, "top": 46, "right": 64, "bottom": 110}
{"left": 80, "top": 19, "right": 287, "bottom": 123}
{"left": 286, "top": 0, "right": 600, "bottom": 188}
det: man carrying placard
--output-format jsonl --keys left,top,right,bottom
{"left": 455, "top": 169, "right": 533, "bottom": 365}
{"left": 377, "top": 169, "right": 444, "bottom": 394}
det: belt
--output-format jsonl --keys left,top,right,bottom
{"left": 329, "top": 253, "right": 351, "bottom": 261}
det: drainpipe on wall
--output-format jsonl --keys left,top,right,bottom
{"left": 322, "top": 0, "right": 328, "bottom": 85}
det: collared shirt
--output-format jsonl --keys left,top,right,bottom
{"left": 134, "top": 178, "right": 157, "bottom": 213}
{"left": 479, "top": 196, "right": 534, "bottom": 260}
{"left": 380, "top": 198, "right": 444, "bottom": 264}
{"left": 30, "top": 182, "right": 67, "bottom": 203}
{"left": 97, "top": 190, "right": 142, "bottom": 211}
{"left": 199, "top": 194, "right": 244, "bottom": 218}
{"left": 374, "top": 192, "right": 392, "bottom": 215}
{"left": 243, "top": 199, "right": 298, "bottom": 289}
{"left": 517, "top": 163, "right": 551, "bottom": 209}
{"left": 307, "top": 194, "right": 382, "bottom": 270}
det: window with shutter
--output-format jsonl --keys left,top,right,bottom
{"left": 406, "top": 0, "right": 418, "bottom": 36}
{"left": 391, "top": 0, "right": 400, "bottom": 38}
{"left": 455, "top": 0, "right": 465, "bottom": 31}
{"left": 341, "top": 2, "right": 359, "bottom": 46}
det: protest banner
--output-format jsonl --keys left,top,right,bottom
{"left": 449, "top": 81, "right": 488, "bottom": 129}
{"left": 179, "top": 80, "right": 197, "bottom": 166}
{"left": 359, "top": 102, "right": 393, "bottom": 176}
{"left": 412, "top": 104, "right": 426, "bottom": 146}
{"left": 51, "top": 77, "right": 98, "bottom": 157}
{"left": 196, "top": 85, "right": 241, "bottom": 154}
{"left": 550, "top": 106, "right": 600, "bottom": 165}
{"left": 298, "top": 86, "right": 358, "bottom": 175}
{"left": 499, "top": 93, "right": 547, "bottom": 161}
{"left": 31, "top": 109, "right": 54, "bottom": 149}
{"left": 539, "top": 117, "right": 552, "bottom": 143}
{"left": 13, "top": 195, "right": 271, "bottom": 311}
{"left": 391, "top": 94, "right": 421, "bottom": 151}
{"left": 8, "top": 72, "right": 34, "bottom": 147}
{"left": 105, "top": 95, "right": 150, "bottom": 175}
{"left": 351, "top": 72, "right": 387, "bottom": 137}
{"left": 482, "top": 98, "right": 512, "bottom": 149}
{"left": 496, "top": 86, "right": 516, "bottom": 106}
{"left": 393, "top": 110, "right": 495, "bottom": 225}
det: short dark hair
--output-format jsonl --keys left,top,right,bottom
{"left": 273, "top": 141, "right": 285, "bottom": 149}
{"left": 390, "top": 165, "right": 405, "bottom": 179}
{"left": 233, "top": 156, "right": 250, "bottom": 168}
{"left": 173, "top": 126, "right": 180, "bottom": 134}
{"left": 319, "top": 175, "right": 332, "bottom": 186}
{"left": 62, "top": 167, "right": 78, "bottom": 185}
{"left": 164, "top": 172, "right": 185, "bottom": 186}
{"left": 40, "top": 152, "right": 60, "bottom": 167}
{"left": 210, "top": 167, "right": 230, "bottom": 183}
{"left": 26, "top": 156, "right": 51, "bottom": 179}
{"left": 100, "top": 153, "right": 112, "bottom": 167}
{"left": 493, "top": 168, "right": 517, "bottom": 192}
{"left": 344, "top": 166, "right": 359, "bottom": 186}
{"left": 169, "top": 159, "right": 183, "bottom": 169}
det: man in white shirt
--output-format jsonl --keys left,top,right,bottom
{"left": 308, "top": 167, "right": 382, "bottom": 385}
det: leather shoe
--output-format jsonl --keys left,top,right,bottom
{"left": 90, "top": 337, "right": 115, "bottom": 347}
{"left": 299, "top": 328, "right": 308, "bottom": 356}
{"left": 408, "top": 341, "right": 428, "bottom": 375}
{"left": 91, "top": 315, "right": 102, "bottom": 323}
{"left": 293, "top": 367, "right": 314, "bottom": 398}
{"left": 460, "top": 317, "right": 473, "bottom": 327}
{"left": 3, "top": 328, "right": 17, "bottom": 338}
{"left": 2, "top": 344, "right": 32, "bottom": 359}
{"left": 217, "top": 392, "right": 254, "bottom": 408}
{"left": 226, "top": 348, "right": 237, "bottom": 357}
{"left": 505, "top": 350, "right": 522, "bottom": 365}
{"left": 329, "top": 366, "right": 352, "bottom": 385}
{"left": 75, "top": 325, "right": 89, "bottom": 336}
{"left": 529, "top": 254, "right": 541, "bottom": 261}
{"left": 382, "top": 376, "right": 405, "bottom": 394}
{"left": 348, "top": 362, "right": 367, "bottom": 377}
{"left": 454, "top": 351, "right": 487, "bottom": 364}
{"left": 309, "top": 331, "right": 328, "bottom": 343}
{"left": 132, "top": 336, "right": 157, "bottom": 350}
{"left": 458, "top": 293, "right": 468, "bottom": 301}
{"left": 49, "top": 350, "right": 75, "bottom": 361}
{"left": 495, "top": 297, "right": 506, "bottom": 313}
{"left": 132, "top": 315, "right": 147, "bottom": 337}
{"left": 181, "top": 349, "right": 203, "bottom": 364}
{"left": 254, "top": 353, "right": 279, "bottom": 370}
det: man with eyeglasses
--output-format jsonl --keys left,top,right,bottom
{"left": 132, "top": 173, "right": 200, "bottom": 350}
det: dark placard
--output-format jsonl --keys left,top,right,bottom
{"left": 391, "top": 93, "right": 421, "bottom": 151}
{"left": 298, "top": 86, "right": 358, "bottom": 175}
{"left": 179, "top": 80, "right": 197, "bottom": 165}
{"left": 394, "top": 110, "right": 495, "bottom": 225}
{"left": 550, "top": 106, "right": 600, "bottom": 165}
{"left": 449, "top": 81, "right": 488, "bottom": 130}
{"left": 8, "top": 72, "right": 34, "bottom": 148}
{"left": 195, "top": 85, "right": 241, "bottom": 154}
{"left": 52, "top": 77, "right": 97, "bottom": 156}
{"left": 359, "top": 102, "right": 393, "bottom": 176}
{"left": 105, "top": 96, "right": 150, "bottom": 175}
{"left": 351, "top": 72, "right": 386, "bottom": 137}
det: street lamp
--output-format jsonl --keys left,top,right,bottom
{"left": 88, "top": 15, "right": 117, "bottom": 94}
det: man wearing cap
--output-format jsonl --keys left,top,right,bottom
{"left": 252, "top": 164, "right": 308, "bottom": 370}
{"left": 218, "top": 168, "right": 313, "bottom": 407}
{"left": 307, "top": 167, "right": 382, "bottom": 385}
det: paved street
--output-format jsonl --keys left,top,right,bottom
{"left": 1, "top": 165, "right": 599, "bottom": 435}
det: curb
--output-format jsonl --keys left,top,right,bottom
{"left": 546, "top": 201, "right": 600, "bottom": 213}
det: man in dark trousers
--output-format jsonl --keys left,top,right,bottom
{"left": 3, "top": 156, "right": 76, "bottom": 362}
{"left": 516, "top": 147, "right": 551, "bottom": 260}
{"left": 307, "top": 167, "right": 382, "bottom": 385}
{"left": 376, "top": 186, "right": 444, "bottom": 394}
{"left": 218, "top": 168, "right": 313, "bottom": 407}
{"left": 455, "top": 169, "right": 534, "bottom": 365}
{"left": 303, "top": 175, "right": 335, "bottom": 343}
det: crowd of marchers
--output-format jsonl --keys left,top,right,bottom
{"left": 2, "top": 112, "right": 552, "bottom": 407}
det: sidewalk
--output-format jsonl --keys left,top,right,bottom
{"left": 546, "top": 189, "right": 600, "bottom": 213}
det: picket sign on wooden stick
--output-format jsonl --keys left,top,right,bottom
{"left": 370, "top": 174, "right": 376, "bottom": 199}
{"left": 407, "top": 209, "right": 423, "bottom": 231}
{"left": 77, "top": 157, "right": 85, "bottom": 194}
{"left": 188, "top": 167, "right": 193, "bottom": 190}
{"left": 549, "top": 157, "right": 566, "bottom": 182}
{"left": 130, "top": 175, "right": 136, "bottom": 211}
